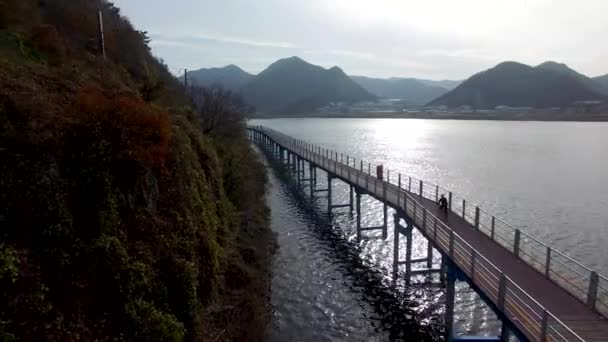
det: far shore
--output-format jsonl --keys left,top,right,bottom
{"left": 250, "top": 111, "right": 608, "bottom": 122}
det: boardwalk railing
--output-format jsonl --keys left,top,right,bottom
{"left": 250, "top": 125, "right": 607, "bottom": 341}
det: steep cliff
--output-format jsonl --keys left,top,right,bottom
{"left": 0, "top": 0, "right": 274, "bottom": 340}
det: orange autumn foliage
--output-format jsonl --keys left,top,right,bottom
{"left": 72, "top": 88, "right": 171, "bottom": 172}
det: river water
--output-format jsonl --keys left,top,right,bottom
{"left": 253, "top": 118, "right": 608, "bottom": 341}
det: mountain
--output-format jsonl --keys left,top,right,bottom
{"left": 350, "top": 76, "right": 449, "bottom": 105}
{"left": 593, "top": 74, "right": 608, "bottom": 94}
{"left": 185, "top": 64, "right": 253, "bottom": 91}
{"left": 537, "top": 61, "right": 607, "bottom": 95}
{"left": 417, "top": 79, "right": 462, "bottom": 90}
{"left": 429, "top": 61, "right": 605, "bottom": 109}
{"left": 241, "top": 57, "right": 376, "bottom": 114}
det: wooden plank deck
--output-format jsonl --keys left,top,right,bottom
{"left": 253, "top": 128, "right": 608, "bottom": 341}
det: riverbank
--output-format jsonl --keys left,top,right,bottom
{"left": 251, "top": 111, "right": 608, "bottom": 121}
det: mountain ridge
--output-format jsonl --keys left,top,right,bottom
{"left": 185, "top": 64, "right": 253, "bottom": 91}
{"left": 429, "top": 61, "right": 605, "bottom": 109}
{"left": 350, "top": 75, "right": 451, "bottom": 105}
{"left": 240, "top": 56, "right": 376, "bottom": 114}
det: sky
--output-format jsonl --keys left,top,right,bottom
{"left": 112, "top": 0, "right": 608, "bottom": 80}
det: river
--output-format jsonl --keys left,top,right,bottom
{"left": 253, "top": 118, "right": 608, "bottom": 341}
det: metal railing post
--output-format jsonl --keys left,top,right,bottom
{"left": 498, "top": 274, "right": 507, "bottom": 309}
{"left": 491, "top": 216, "right": 495, "bottom": 240}
{"left": 435, "top": 185, "right": 439, "bottom": 202}
{"left": 422, "top": 209, "right": 427, "bottom": 231}
{"left": 462, "top": 199, "right": 466, "bottom": 218}
{"left": 360, "top": 160, "right": 363, "bottom": 171}
{"left": 448, "top": 192, "right": 453, "bottom": 210}
{"left": 398, "top": 173, "right": 402, "bottom": 188}
{"left": 540, "top": 310, "right": 548, "bottom": 342}
{"left": 470, "top": 250, "right": 477, "bottom": 279}
{"left": 514, "top": 229, "right": 521, "bottom": 257}
{"left": 449, "top": 230, "right": 455, "bottom": 257}
{"left": 408, "top": 177, "right": 412, "bottom": 191}
{"left": 419, "top": 180, "right": 423, "bottom": 197}
{"left": 475, "top": 207, "right": 480, "bottom": 230}
{"left": 587, "top": 271, "right": 599, "bottom": 309}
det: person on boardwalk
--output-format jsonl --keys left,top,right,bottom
{"left": 437, "top": 194, "right": 448, "bottom": 214}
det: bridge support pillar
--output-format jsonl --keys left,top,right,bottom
{"left": 354, "top": 188, "right": 388, "bottom": 241}
{"left": 445, "top": 259, "right": 456, "bottom": 342}
{"left": 349, "top": 185, "right": 354, "bottom": 212}
{"left": 404, "top": 218, "right": 412, "bottom": 279}
{"left": 297, "top": 157, "right": 302, "bottom": 185}
{"left": 327, "top": 174, "right": 333, "bottom": 214}
{"left": 356, "top": 192, "right": 362, "bottom": 240}
{"left": 393, "top": 213, "right": 400, "bottom": 279}
{"left": 500, "top": 323, "right": 509, "bottom": 341}
{"left": 383, "top": 201, "right": 388, "bottom": 239}
{"left": 309, "top": 164, "right": 314, "bottom": 199}
{"left": 427, "top": 239, "right": 434, "bottom": 269}
{"left": 391, "top": 215, "right": 415, "bottom": 282}
{"left": 440, "top": 255, "right": 447, "bottom": 284}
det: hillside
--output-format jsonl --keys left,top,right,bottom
{"left": 0, "top": 0, "right": 273, "bottom": 341}
{"left": 537, "top": 61, "right": 607, "bottom": 95}
{"left": 184, "top": 64, "right": 253, "bottom": 91}
{"left": 418, "top": 79, "right": 461, "bottom": 90}
{"left": 594, "top": 74, "right": 608, "bottom": 94}
{"left": 241, "top": 56, "right": 376, "bottom": 114}
{"left": 350, "top": 76, "right": 448, "bottom": 105}
{"left": 429, "top": 61, "right": 604, "bottom": 109}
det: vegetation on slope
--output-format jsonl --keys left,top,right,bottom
{"left": 429, "top": 61, "right": 605, "bottom": 109}
{"left": 0, "top": 0, "right": 274, "bottom": 340}
{"left": 183, "top": 65, "right": 253, "bottom": 93}
{"left": 241, "top": 56, "right": 376, "bottom": 114}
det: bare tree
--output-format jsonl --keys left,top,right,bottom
{"left": 188, "top": 85, "right": 252, "bottom": 136}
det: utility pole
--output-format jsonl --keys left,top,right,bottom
{"left": 183, "top": 69, "right": 188, "bottom": 87}
{"left": 97, "top": 9, "right": 106, "bottom": 58}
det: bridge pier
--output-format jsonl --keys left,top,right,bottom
{"left": 327, "top": 174, "right": 354, "bottom": 213}
{"left": 355, "top": 188, "right": 388, "bottom": 240}
{"left": 309, "top": 163, "right": 314, "bottom": 199}
{"left": 446, "top": 259, "right": 456, "bottom": 342}
{"left": 393, "top": 214, "right": 441, "bottom": 283}
{"left": 327, "top": 174, "right": 332, "bottom": 213}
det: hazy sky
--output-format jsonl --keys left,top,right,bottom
{"left": 113, "top": 0, "right": 608, "bottom": 80}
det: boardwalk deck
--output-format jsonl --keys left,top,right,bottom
{"left": 250, "top": 127, "right": 608, "bottom": 341}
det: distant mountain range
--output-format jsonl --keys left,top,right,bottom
{"left": 184, "top": 57, "right": 461, "bottom": 112}
{"left": 185, "top": 57, "right": 606, "bottom": 113}
{"left": 417, "top": 79, "right": 461, "bottom": 90}
{"left": 430, "top": 61, "right": 606, "bottom": 109}
{"left": 184, "top": 64, "right": 253, "bottom": 91}
{"left": 240, "top": 57, "right": 375, "bottom": 114}
{"left": 593, "top": 74, "right": 608, "bottom": 94}
{"left": 350, "top": 76, "right": 453, "bottom": 105}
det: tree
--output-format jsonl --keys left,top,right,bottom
{"left": 188, "top": 85, "right": 252, "bottom": 136}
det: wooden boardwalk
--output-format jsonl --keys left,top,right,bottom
{"left": 250, "top": 127, "right": 608, "bottom": 341}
